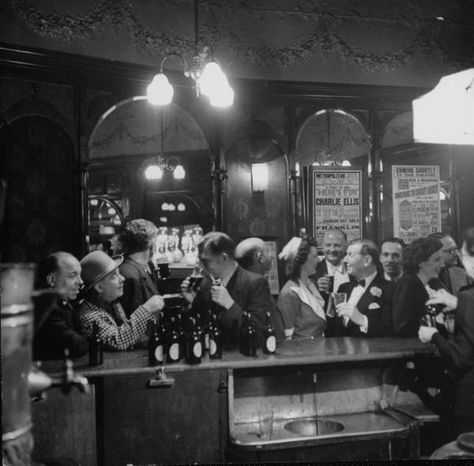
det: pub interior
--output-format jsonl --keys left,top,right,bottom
{"left": 1, "top": 1, "right": 474, "bottom": 464}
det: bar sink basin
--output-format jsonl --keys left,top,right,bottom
{"left": 284, "top": 418, "right": 344, "bottom": 437}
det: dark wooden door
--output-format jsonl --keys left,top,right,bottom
{"left": 0, "top": 116, "right": 78, "bottom": 262}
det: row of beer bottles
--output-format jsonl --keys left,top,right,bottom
{"left": 148, "top": 308, "right": 223, "bottom": 365}
{"left": 240, "top": 311, "right": 276, "bottom": 357}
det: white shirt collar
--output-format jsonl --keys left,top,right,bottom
{"left": 326, "top": 259, "right": 345, "bottom": 275}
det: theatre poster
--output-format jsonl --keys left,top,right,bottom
{"left": 310, "top": 168, "right": 362, "bottom": 246}
{"left": 392, "top": 165, "right": 441, "bottom": 244}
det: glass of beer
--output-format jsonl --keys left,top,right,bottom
{"left": 188, "top": 267, "right": 204, "bottom": 292}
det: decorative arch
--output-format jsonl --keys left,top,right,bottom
{"left": 87, "top": 96, "right": 209, "bottom": 160}
{"left": 224, "top": 119, "right": 288, "bottom": 239}
{"left": 296, "top": 109, "right": 370, "bottom": 167}
{"left": 382, "top": 111, "right": 414, "bottom": 149}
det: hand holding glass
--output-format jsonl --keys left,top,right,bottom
{"left": 333, "top": 292, "right": 347, "bottom": 306}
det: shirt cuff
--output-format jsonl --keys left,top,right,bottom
{"left": 359, "top": 315, "right": 369, "bottom": 334}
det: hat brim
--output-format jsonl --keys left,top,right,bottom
{"left": 82, "top": 255, "right": 124, "bottom": 292}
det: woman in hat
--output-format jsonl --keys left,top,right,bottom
{"left": 277, "top": 237, "right": 326, "bottom": 340}
{"left": 78, "top": 250, "right": 164, "bottom": 351}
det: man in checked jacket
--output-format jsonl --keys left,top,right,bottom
{"left": 78, "top": 250, "right": 164, "bottom": 350}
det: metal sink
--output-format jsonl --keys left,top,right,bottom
{"left": 284, "top": 418, "right": 344, "bottom": 437}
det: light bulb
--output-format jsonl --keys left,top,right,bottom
{"left": 147, "top": 73, "right": 174, "bottom": 105}
{"left": 295, "top": 162, "right": 301, "bottom": 176}
{"left": 178, "top": 203, "right": 186, "bottom": 211}
{"left": 145, "top": 164, "right": 163, "bottom": 180}
{"left": 199, "top": 62, "right": 224, "bottom": 97}
{"left": 210, "top": 83, "right": 234, "bottom": 108}
{"left": 173, "top": 164, "right": 186, "bottom": 179}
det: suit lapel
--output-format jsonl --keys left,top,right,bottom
{"left": 356, "top": 274, "right": 384, "bottom": 314}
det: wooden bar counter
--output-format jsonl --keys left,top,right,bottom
{"left": 32, "top": 338, "right": 436, "bottom": 465}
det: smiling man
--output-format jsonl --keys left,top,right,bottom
{"left": 380, "top": 237, "right": 405, "bottom": 282}
{"left": 313, "top": 228, "right": 349, "bottom": 298}
{"left": 326, "top": 238, "right": 394, "bottom": 338}
{"left": 78, "top": 250, "right": 164, "bottom": 351}
{"left": 33, "top": 251, "right": 89, "bottom": 360}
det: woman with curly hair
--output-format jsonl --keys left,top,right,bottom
{"left": 277, "top": 237, "right": 326, "bottom": 339}
{"left": 392, "top": 236, "right": 444, "bottom": 337}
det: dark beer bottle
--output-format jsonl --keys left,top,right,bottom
{"left": 246, "top": 316, "right": 258, "bottom": 357}
{"left": 185, "top": 317, "right": 202, "bottom": 365}
{"left": 239, "top": 312, "right": 249, "bottom": 355}
{"left": 240, "top": 312, "right": 257, "bottom": 357}
{"left": 421, "top": 304, "right": 437, "bottom": 327}
{"left": 89, "top": 321, "right": 103, "bottom": 366}
{"left": 262, "top": 311, "right": 276, "bottom": 354}
{"left": 201, "top": 308, "right": 211, "bottom": 353}
{"left": 209, "top": 312, "right": 222, "bottom": 359}
{"left": 148, "top": 318, "right": 164, "bottom": 366}
{"left": 175, "top": 310, "right": 186, "bottom": 358}
{"left": 166, "top": 316, "right": 181, "bottom": 363}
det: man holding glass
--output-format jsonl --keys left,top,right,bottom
{"left": 313, "top": 229, "right": 350, "bottom": 304}
{"left": 326, "top": 238, "right": 394, "bottom": 337}
{"left": 181, "top": 232, "right": 278, "bottom": 346}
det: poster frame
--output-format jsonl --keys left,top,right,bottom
{"left": 308, "top": 167, "right": 363, "bottom": 247}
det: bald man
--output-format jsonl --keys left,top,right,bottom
{"left": 33, "top": 251, "right": 89, "bottom": 360}
{"left": 235, "top": 237, "right": 272, "bottom": 275}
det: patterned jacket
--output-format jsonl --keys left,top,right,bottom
{"left": 78, "top": 298, "right": 154, "bottom": 351}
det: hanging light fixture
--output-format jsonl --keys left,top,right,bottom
{"left": 146, "top": 0, "right": 234, "bottom": 108}
{"left": 145, "top": 107, "right": 186, "bottom": 181}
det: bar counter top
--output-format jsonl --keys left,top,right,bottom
{"left": 40, "top": 337, "right": 435, "bottom": 378}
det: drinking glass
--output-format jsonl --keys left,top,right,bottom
{"left": 332, "top": 292, "right": 347, "bottom": 306}
{"left": 258, "top": 410, "right": 274, "bottom": 440}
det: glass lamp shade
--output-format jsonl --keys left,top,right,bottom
{"left": 147, "top": 73, "right": 174, "bottom": 105}
{"left": 209, "top": 80, "right": 234, "bottom": 108}
{"left": 173, "top": 164, "right": 186, "bottom": 179}
{"left": 199, "top": 62, "right": 224, "bottom": 97}
{"left": 144, "top": 164, "right": 163, "bottom": 180}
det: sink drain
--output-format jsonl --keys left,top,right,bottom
{"left": 284, "top": 418, "right": 345, "bottom": 437}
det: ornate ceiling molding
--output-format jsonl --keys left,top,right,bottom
{"left": 4, "top": 0, "right": 474, "bottom": 72}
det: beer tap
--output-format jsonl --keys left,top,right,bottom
{"left": 29, "top": 350, "right": 89, "bottom": 401}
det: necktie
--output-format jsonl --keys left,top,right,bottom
{"left": 356, "top": 279, "right": 366, "bottom": 287}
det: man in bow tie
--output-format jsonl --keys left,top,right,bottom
{"left": 326, "top": 238, "right": 394, "bottom": 337}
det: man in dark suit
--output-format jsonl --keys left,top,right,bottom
{"left": 182, "top": 232, "right": 277, "bottom": 346}
{"left": 419, "top": 281, "right": 474, "bottom": 436}
{"left": 327, "top": 238, "right": 394, "bottom": 337}
{"left": 235, "top": 237, "right": 272, "bottom": 276}
{"left": 313, "top": 228, "right": 349, "bottom": 302}
{"left": 428, "top": 232, "right": 472, "bottom": 296}
{"left": 33, "top": 252, "right": 89, "bottom": 360}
